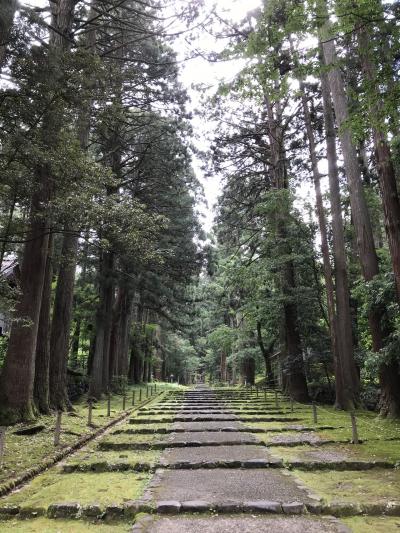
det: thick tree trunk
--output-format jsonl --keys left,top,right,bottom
{"left": 357, "top": 10, "right": 400, "bottom": 302}
{"left": 33, "top": 235, "right": 54, "bottom": 414}
{"left": 0, "top": 193, "right": 50, "bottom": 424}
{"left": 320, "top": 65, "right": 358, "bottom": 410}
{"left": 49, "top": 230, "right": 79, "bottom": 410}
{"left": 0, "top": 0, "right": 76, "bottom": 424}
{"left": 89, "top": 252, "right": 114, "bottom": 398}
{"left": 263, "top": 91, "right": 309, "bottom": 402}
{"left": 319, "top": 7, "right": 382, "bottom": 405}
{"left": 356, "top": 27, "right": 400, "bottom": 417}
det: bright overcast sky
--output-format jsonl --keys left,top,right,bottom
{"left": 170, "top": 0, "right": 263, "bottom": 233}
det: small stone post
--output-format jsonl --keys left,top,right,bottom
{"left": 139, "top": 389, "right": 142, "bottom": 402}
{"left": 0, "top": 427, "right": 6, "bottom": 465}
{"left": 107, "top": 390, "right": 111, "bottom": 417}
{"left": 350, "top": 411, "right": 359, "bottom": 444}
{"left": 275, "top": 390, "right": 279, "bottom": 409}
{"left": 132, "top": 390, "right": 136, "bottom": 406}
{"left": 54, "top": 411, "right": 62, "bottom": 446}
{"left": 312, "top": 402, "right": 318, "bottom": 424}
{"left": 155, "top": 383, "right": 157, "bottom": 393}
{"left": 146, "top": 385, "right": 149, "bottom": 398}
{"left": 87, "top": 400, "right": 93, "bottom": 426}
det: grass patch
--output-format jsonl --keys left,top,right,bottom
{"left": 2, "top": 471, "right": 151, "bottom": 507}
{"left": 62, "top": 446, "right": 161, "bottom": 466}
{"left": 0, "top": 383, "right": 178, "bottom": 487}
{"left": 342, "top": 516, "right": 400, "bottom": 532}
{"left": 293, "top": 469, "right": 400, "bottom": 504}
{"left": 0, "top": 518, "right": 132, "bottom": 532}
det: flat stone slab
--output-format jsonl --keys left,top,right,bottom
{"left": 171, "top": 421, "right": 243, "bottom": 431}
{"left": 143, "top": 515, "right": 347, "bottom": 532}
{"left": 167, "top": 431, "right": 258, "bottom": 444}
{"left": 160, "top": 445, "right": 275, "bottom": 465}
{"left": 268, "top": 433, "right": 324, "bottom": 445}
{"left": 150, "top": 469, "right": 313, "bottom": 503}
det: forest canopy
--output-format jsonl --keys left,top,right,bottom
{"left": 1, "top": 0, "right": 400, "bottom": 423}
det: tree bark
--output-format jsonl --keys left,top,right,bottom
{"left": 356, "top": 24, "right": 400, "bottom": 417}
{"left": 89, "top": 251, "right": 114, "bottom": 398}
{"left": 318, "top": 3, "right": 381, "bottom": 405}
{"left": 256, "top": 321, "right": 274, "bottom": 386}
{"left": 0, "top": 0, "right": 77, "bottom": 424}
{"left": 49, "top": 230, "right": 79, "bottom": 410}
{"left": 263, "top": 90, "right": 309, "bottom": 402}
{"left": 320, "top": 64, "right": 358, "bottom": 410}
{"left": 33, "top": 234, "right": 54, "bottom": 414}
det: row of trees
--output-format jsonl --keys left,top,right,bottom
{"left": 0, "top": 0, "right": 202, "bottom": 424}
{"left": 193, "top": 0, "right": 400, "bottom": 417}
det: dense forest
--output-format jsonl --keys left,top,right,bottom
{"left": 1, "top": 0, "right": 400, "bottom": 425}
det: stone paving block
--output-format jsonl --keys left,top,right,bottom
{"left": 156, "top": 500, "right": 182, "bottom": 514}
{"left": 242, "top": 500, "right": 282, "bottom": 513}
{"left": 282, "top": 501, "right": 306, "bottom": 514}
{"left": 47, "top": 502, "right": 81, "bottom": 518}
{"left": 181, "top": 500, "right": 212, "bottom": 512}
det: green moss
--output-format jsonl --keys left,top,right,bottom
{"left": 1, "top": 471, "right": 151, "bottom": 507}
{"left": 293, "top": 469, "right": 400, "bottom": 504}
{"left": 0, "top": 518, "right": 132, "bottom": 532}
{"left": 63, "top": 447, "right": 161, "bottom": 465}
{"left": 342, "top": 516, "right": 400, "bottom": 532}
{"left": 0, "top": 383, "right": 175, "bottom": 487}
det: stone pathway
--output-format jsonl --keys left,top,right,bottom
{"left": 136, "top": 386, "right": 349, "bottom": 532}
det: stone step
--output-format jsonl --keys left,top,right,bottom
{"left": 98, "top": 438, "right": 262, "bottom": 451}
{"left": 2, "top": 499, "right": 398, "bottom": 522}
{"left": 129, "top": 416, "right": 303, "bottom": 424}
{"left": 119, "top": 425, "right": 336, "bottom": 435}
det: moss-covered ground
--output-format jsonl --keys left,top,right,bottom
{"left": 0, "top": 385, "right": 180, "bottom": 527}
{"left": 0, "top": 383, "right": 182, "bottom": 487}
{"left": 342, "top": 516, "right": 400, "bottom": 532}
{"left": 293, "top": 468, "right": 400, "bottom": 504}
{"left": 0, "top": 518, "right": 132, "bottom": 532}
{"left": 2, "top": 470, "right": 151, "bottom": 507}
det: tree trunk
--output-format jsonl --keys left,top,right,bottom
{"left": 0, "top": 0, "right": 76, "bottom": 424}
{"left": 0, "top": 193, "right": 50, "bottom": 424}
{"left": 33, "top": 234, "right": 54, "bottom": 414}
{"left": 241, "top": 357, "right": 255, "bottom": 385}
{"left": 256, "top": 321, "right": 274, "bottom": 386}
{"left": 70, "top": 319, "right": 81, "bottom": 369}
{"left": 220, "top": 351, "right": 227, "bottom": 382}
{"left": 89, "top": 251, "right": 114, "bottom": 399}
{"left": 318, "top": 4, "right": 382, "bottom": 405}
{"left": 263, "top": 90, "right": 309, "bottom": 402}
{"left": 320, "top": 63, "right": 358, "bottom": 410}
{"left": 356, "top": 25, "right": 400, "bottom": 417}
{"left": 49, "top": 230, "right": 79, "bottom": 410}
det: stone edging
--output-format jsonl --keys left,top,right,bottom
{"left": 2, "top": 498, "right": 400, "bottom": 521}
